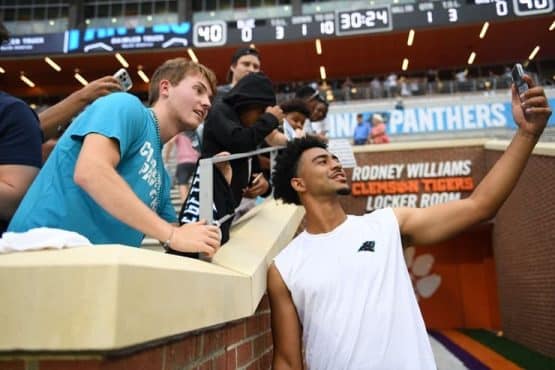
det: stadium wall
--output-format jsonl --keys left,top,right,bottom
{"left": 0, "top": 297, "right": 273, "bottom": 370}
{"left": 486, "top": 142, "right": 555, "bottom": 358}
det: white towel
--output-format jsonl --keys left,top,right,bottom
{"left": 0, "top": 227, "right": 92, "bottom": 254}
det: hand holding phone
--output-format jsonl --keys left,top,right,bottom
{"left": 511, "top": 63, "right": 529, "bottom": 99}
{"left": 113, "top": 68, "right": 133, "bottom": 91}
{"left": 248, "top": 172, "right": 263, "bottom": 187}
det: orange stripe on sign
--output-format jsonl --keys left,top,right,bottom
{"left": 440, "top": 330, "right": 523, "bottom": 370}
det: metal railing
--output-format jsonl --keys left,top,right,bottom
{"left": 275, "top": 74, "right": 547, "bottom": 103}
{"left": 198, "top": 146, "right": 284, "bottom": 225}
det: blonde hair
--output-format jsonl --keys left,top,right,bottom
{"left": 148, "top": 58, "right": 217, "bottom": 106}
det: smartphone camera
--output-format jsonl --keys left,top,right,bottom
{"left": 511, "top": 63, "right": 528, "bottom": 98}
{"left": 114, "top": 68, "right": 133, "bottom": 91}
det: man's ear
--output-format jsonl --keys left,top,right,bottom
{"left": 291, "top": 177, "right": 305, "bottom": 193}
{"left": 159, "top": 79, "right": 170, "bottom": 98}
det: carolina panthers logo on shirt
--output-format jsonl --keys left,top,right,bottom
{"left": 358, "top": 241, "right": 375, "bottom": 252}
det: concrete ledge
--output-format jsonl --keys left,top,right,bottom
{"left": 352, "top": 138, "right": 488, "bottom": 153}
{"left": 213, "top": 199, "right": 305, "bottom": 311}
{"left": 0, "top": 200, "right": 304, "bottom": 352}
{"left": 484, "top": 140, "right": 555, "bottom": 156}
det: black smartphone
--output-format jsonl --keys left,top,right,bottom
{"left": 511, "top": 63, "right": 529, "bottom": 98}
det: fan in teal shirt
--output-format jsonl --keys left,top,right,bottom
{"left": 8, "top": 92, "right": 176, "bottom": 246}
{"left": 10, "top": 58, "right": 222, "bottom": 257}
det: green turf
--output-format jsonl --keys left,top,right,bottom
{"left": 459, "top": 329, "right": 555, "bottom": 370}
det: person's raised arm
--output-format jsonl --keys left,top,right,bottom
{"left": 205, "top": 104, "right": 285, "bottom": 153}
{"left": 268, "top": 264, "right": 304, "bottom": 370}
{"left": 394, "top": 75, "right": 552, "bottom": 246}
{"left": 39, "top": 76, "right": 122, "bottom": 140}
{"left": 264, "top": 105, "right": 288, "bottom": 146}
{"left": 74, "top": 133, "right": 221, "bottom": 256}
{"left": 264, "top": 128, "right": 288, "bottom": 146}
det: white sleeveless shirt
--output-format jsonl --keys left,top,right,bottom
{"left": 274, "top": 208, "right": 436, "bottom": 370}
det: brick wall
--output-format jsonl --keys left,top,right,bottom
{"left": 487, "top": 151, "right": 555, "bottom": 358}
{"left": 0, "top": 296, "right": 273, "bottom": 370}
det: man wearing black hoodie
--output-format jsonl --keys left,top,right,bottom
{"left": 177, "top": 72, "right": 286, "bottom": 248}
{"left": 202, "top": 72, "right": 287, "bottom": 209}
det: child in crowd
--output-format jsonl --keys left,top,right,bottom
{"left": 280, "top": 99, "right": 311, "bottom": 141}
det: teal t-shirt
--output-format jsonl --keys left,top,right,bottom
{"left": 8, "top": 92, "right": 177, "bottom": 246}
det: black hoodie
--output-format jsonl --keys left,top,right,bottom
{"left": 201, "top": 72, "right": 278, "bottom": 208}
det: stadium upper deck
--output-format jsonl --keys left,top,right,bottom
{"left": 0, "top": 0, "right": 553, "bottom": 101}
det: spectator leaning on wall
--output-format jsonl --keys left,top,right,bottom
{"left": 9, "top": 58, "right": 223, "bottom": 258}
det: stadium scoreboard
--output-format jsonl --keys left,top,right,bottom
{"left": 193, "top": 0, "right": 554, "bottom": 47}
{"left": 1, "top": 0, "right": 552, "bottom": 56}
